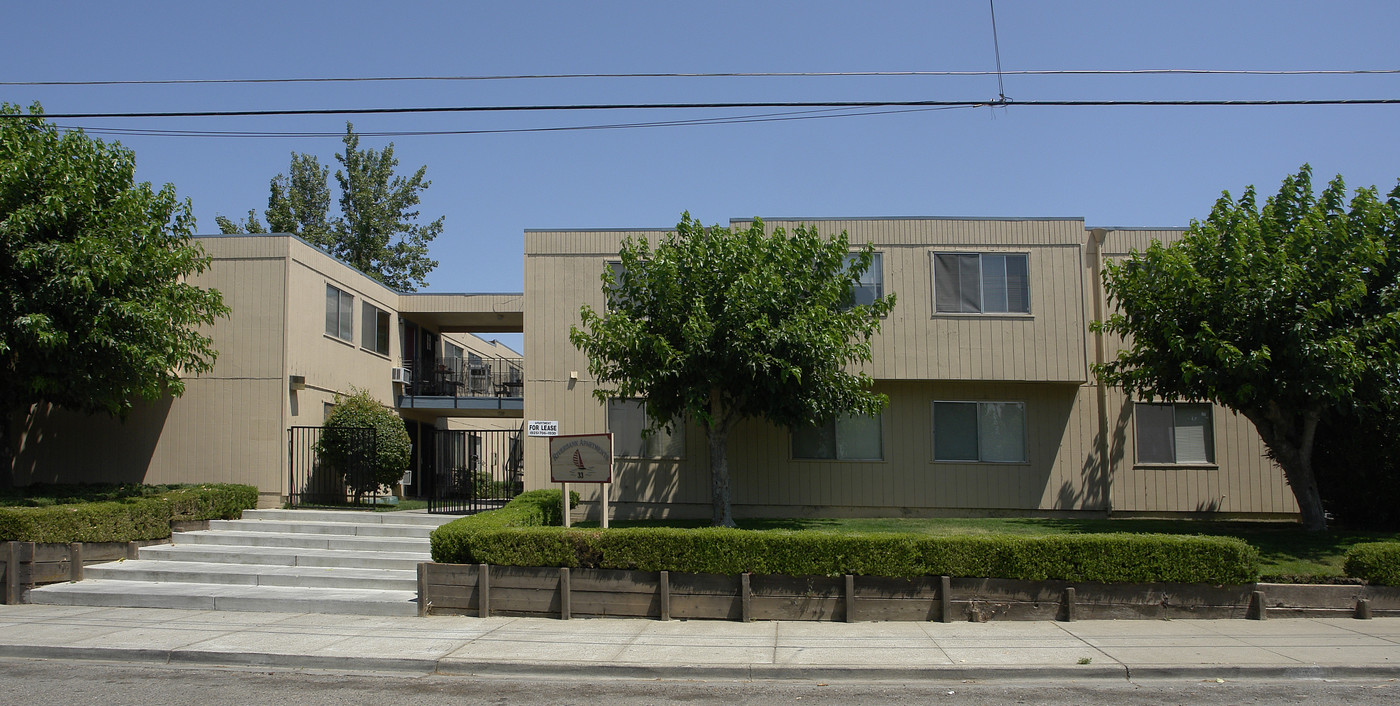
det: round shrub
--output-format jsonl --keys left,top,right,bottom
{"left": 318, "top": 388, "right": 411, "bottom": 498}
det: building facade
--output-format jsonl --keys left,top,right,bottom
{"left": 522, "top": 217, "right": 1297, "bottom": 520}
{"left": 7, "top": 234, "right": 526, "bottom": 507}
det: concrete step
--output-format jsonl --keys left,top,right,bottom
{"left": 173, "top": 530, "right": 428, "bottom": 554}
{"left": 84, "top": 560, "right": 417, "bottom": 590}
{"left": 209, "top": 518, "right": 439, "bottom": 539}
{"left": 242, "top": 508, "right": 460, "bottom": 527}
{"left": 28, "top": 580, "right": 419, "bottom": 617}
{"left": 31, "top": 507, "right": 460, "bottom": 615}
{"left": 137, "top": 543, "right": 429, "bottom": 571}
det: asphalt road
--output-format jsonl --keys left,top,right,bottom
{"left": 0, "top": 658, "right": 1396, "bottom": 706}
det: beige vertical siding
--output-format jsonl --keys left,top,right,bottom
{"left": 9, "top": 236, "right": 292, "bottom": 503}
{"left": 1094, "top": 228, "right": 1297, "bottom": 516}
{"left": 524, "top": 220, "right": 1299, "bottom": 519}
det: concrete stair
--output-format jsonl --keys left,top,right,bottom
{"left": 28, "top": 508, "right": 457, "bottom": 616}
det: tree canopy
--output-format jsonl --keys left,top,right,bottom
{"left": 569, "top": 214, "right": 896, "bottom": 526}
{"left": 0, "top": 103, "right": 229, "bottom": 460}
{"left": 1094, "top": 165, "right": 1400, "bottom": 531}
{"left": 217, "top": 123, "right": 442, "bottom": 291}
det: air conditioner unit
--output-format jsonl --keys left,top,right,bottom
{"left": 390, "top": 367, "right": 410, "bottom": 384}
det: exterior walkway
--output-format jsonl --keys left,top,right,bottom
{"left": 0, "top": 604, "right": 1396, "bottom": 681}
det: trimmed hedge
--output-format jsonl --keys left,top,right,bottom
{"left": 0, "top": 484, "right": 257, "bottom": 543}
{"left": 431, "top": 493, "right": 1260, "bottom": 585}
{"left": 1344, "top": 542, "right": 1400, "bottom": 586}
{"left": 431, "top": 489, "right": 579, "bottom": 563}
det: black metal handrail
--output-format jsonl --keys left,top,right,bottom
{"left": 403, "top": 356, "right": 523, "bottom": 398}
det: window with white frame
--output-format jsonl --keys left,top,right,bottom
{"left": 605, "top": 260, "right": 630, "bottom": 309}
{"left": 443, "top": 341, "right": 464, "bottom": 370}
{"left": 932, "top": 253, "right": 1030, "bottom": 314}
{"left": 1135, "top": 402, "right": 1214, "bottom": 464}
{"left": 932, "top": 401, "right": 1027, "bottom": 462}
{"left": 325, "top": 284, "right": 353, "bottom": 341}
{"left": 360, "top": 302, "right": 391, "bottom": 355}
{"left": 842, "top": 253, "right": 884, "bottom": 308}
{"left": 792, "top": 413, "right": 883, "bottom": 460}
{"left": 608, "top": 399, "right": 685, "bottom": 458}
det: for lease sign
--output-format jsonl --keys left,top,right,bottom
{"left": 528, "top": 420, "right": 558, "bottom": 437}
{"left": 548, "top": 433, "right": 613, "bottom": 483}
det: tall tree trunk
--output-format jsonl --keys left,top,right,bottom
{"left": 1244, "top": 405, "right": 1327, "bottom": 531}
{"left": 705, "top": 390, "right": 735, "bottom": 528}
{"left": 707, "top": 424, "right": 735, "bottom": 528}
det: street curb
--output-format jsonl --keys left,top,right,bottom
{"left": 2, "top": 643, "right": 1397, "bottom": 682}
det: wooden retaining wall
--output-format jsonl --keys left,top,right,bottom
{"left": 419, "top": 563, "right": 1400, "bottom": 622}
{"left": 2, "top": 539, "right": 169, "bottom": 604}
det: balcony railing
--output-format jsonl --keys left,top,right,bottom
{"left": 402, "top": 356, "right": 524, "bottom": 399}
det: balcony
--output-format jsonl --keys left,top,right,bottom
{"left": 396, "top": 356, "right": 524, "bottom": 417}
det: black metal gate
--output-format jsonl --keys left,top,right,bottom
{"left": 424, "top": 428, "right": 524, "bottom": 514}
{"left": 288, "top": 426, "right": 388, "bottom": 507}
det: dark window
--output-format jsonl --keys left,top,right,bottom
{"left": 1135, "top": 403, "right": 1214, "bottom": 464}
{"left": 793, "top": 414, "right": 883, "bottom": 460}
{"left": 608, "top": 399, "right": 684, "bottom": 458}
{"left": 842, "top": 253, "right": 884, "bottom": 308}
{"left": 933, "top": 253, "right": 1029, "bottom": 314}
{"left": 360, "top": 302, "right": 390, "bottom": 355}
{"left": 325, "top": 284, "right": 353, "bottom": 341}
{"left": 932, "top": 401, "right": 1027, "bottom": 462}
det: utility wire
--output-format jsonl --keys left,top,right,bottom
{"left": 988, "top": 0, "right": 1008, "bottom": 103}
{"left": 11, "top": 98, "right": 1400, "bottom": 121}
{"left": 57, "top": 105, "right": 977, "bottom": 139}
{"left": 4, "top": 68, "right": 1399, "bottom": 86}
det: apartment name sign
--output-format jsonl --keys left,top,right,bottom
{"left": 548, "top": 433, "right": 613, "bottom": 483}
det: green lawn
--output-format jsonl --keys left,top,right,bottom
{"left": 578, "top": 516, "right": 1400, "bottom": 582}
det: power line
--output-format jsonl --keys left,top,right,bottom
{"left": 3, "top": 68, "right": 1399, "bottom": 86}
{"left": 11, "top": 98, "right": 1400, "bottom": 121}
{"left": 56, "top": 105, "right": 977, "bottom": 139}
{"left": 988, "top": 0, "right": 1008, "bottom": 103}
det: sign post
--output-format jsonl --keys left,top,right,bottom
{"left": 549, "top": 433, "right": 614, "bottom": 529}
{"left": 530, "top": 421, "right": 566, "bottom": 524}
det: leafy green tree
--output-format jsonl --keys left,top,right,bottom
{"left": 214, "top": 209, "right": 266, "bottom": 235}
{"left": 317, "top": 388, "right": 412, "bottom": 500}
{"left": 569, "top": 213, "right": 896, "bottom": 527}
{"left": 0, "top": 103, "right": 229, "bottom": 465}
{"left": 1094, "top": 166, "right": 1400, "bottom": 531}
{"left": 217, "top": 123, "right": 442, "bottom": 291}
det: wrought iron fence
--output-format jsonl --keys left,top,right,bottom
{"left": 288, "top": 426, "right": 389, "bottom": 508}
{"left": 424, "top": 427, "right": 524, "bottom": 514}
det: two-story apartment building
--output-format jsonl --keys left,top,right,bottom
{"left": 7, "top": 234, "right": 526, "bottom": 508}
{"left": 522, "top": 217, "right": 1297, "bottom": 521}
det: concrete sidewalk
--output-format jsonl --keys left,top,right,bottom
{"left": 1, "top": 604, "right": 1397, "bottom": 682}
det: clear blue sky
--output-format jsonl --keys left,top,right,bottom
{"left": 5, "top": 1, "right": 1399, "bottom": 316}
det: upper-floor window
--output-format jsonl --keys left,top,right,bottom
{"left": 608, "top": 398, "right": 685, "bottom": 458}
{"left": 360, "top": 302, "right": 391, "bottom": 356}
{"left": 605, "top": 260, "right": 631, "bottom": 310}
{"left": 792, "top": 413, "right": 883, "bottom": 460}
{"left": 933, "top": 253, "right": 1029, "bottom": 314}
{"left": 443, "top": 341, "right": 464, "bottom": 368}
{"left": 325, "top": 284, "right": 353, "bottom": 341}
{"left": 843, "top": 253, "right": 884, "bottom": 308}
{"left": 932, "top": 400, "right": 1027, "bottom": 463}
{"left": 1135, "top": 402, "right": 1214, "bottom": 464}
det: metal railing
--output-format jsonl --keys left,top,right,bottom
{"left": 402, "top": 356, "right": 524, "bottom": 399}
{"left": 423, "top": 425, "right": 525, "bottom": 514}
{"left": 288, "top": 426, "right": 391, "bottom": 508}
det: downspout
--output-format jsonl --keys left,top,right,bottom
{"left": 278, "top": 236, "right": 294, "bottom": 508}
{"left": 1088, "top": 228, "right": 1113, "bottom": 514}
